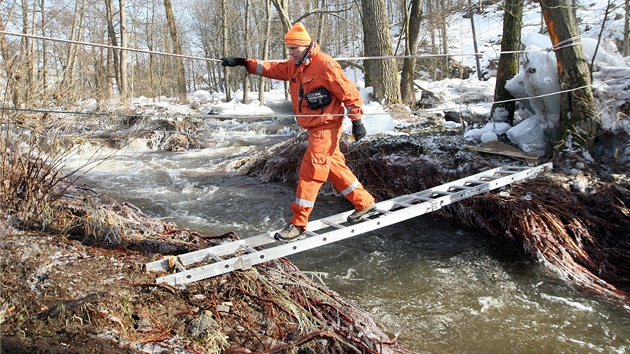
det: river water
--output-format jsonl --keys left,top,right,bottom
{"left": 65, "top": 116, "right": 630, "bottom": 353}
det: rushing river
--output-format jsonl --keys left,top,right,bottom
{"left": 65, "top": 116, "right": 630, "bottom": 353}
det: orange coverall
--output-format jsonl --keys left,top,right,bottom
{"left": 243, "top": 42, "right": 375, "bottom": 228}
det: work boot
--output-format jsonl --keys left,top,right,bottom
{"left": 347, "top": 203, "right": 378, "bottom": 223}
{"left": 274, "top": 223, "right": 306, "bottom": 243}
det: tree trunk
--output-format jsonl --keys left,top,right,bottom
{"left": 469, "top": 1, "right": 482, "bottom": 80}
{"left": 400, "top": 0, "right": 424, "bottom": 107}
{"left": 439, "top": 0, "right": 449, "bottom": 78}
{"left": 490, "top": 0, "right": 523, "bottom": 124}
{"left": 222, "top": 0, "right": 231, "bottom": 102}
{"left": 271, "top": 0, "right": 292, "bottom": 33}
{"left": 164, "top": 0, "right": 187, "bottom": 100}
{"left": 61, "top": 0, "right": 86, "bottom": 99}
{"left": 242, "top": 0, "right": 250, "bottom": 104}
{"left": 540, "top": 0, "right": 598, "bottom": 152}
{"left": 361, "top": 0, "right": 401, "bottom": 105}
{"left": 105, "top": 0, "right": 120, "bottom": 98}
{"left": 0, "top": 6, "right": 20, "bottom": 108}
{"left": 258, "top": 0, "right": 271, "bottom": 105}
{"left": 40, "top": 0, "right": 48, "bottom": 93}
{"left": 119, "top": 0, "right": 129, "bottom": 101}
{"left": 624, "top": 0, "right": 629, "bottom": 56}
{"left": 271, "top": 0, "right": 290, "bottom": 100}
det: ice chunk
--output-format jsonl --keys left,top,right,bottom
{"left": 506, "top": 115, "right": 551, "bottom": 154}
{"left": 343, "top": 113, "right": 395, "bottom": 136}
{"left": 481, "top": 131, "right": 498, "bottom": 143}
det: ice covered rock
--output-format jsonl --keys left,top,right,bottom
{"left": 480, "top": 131, "right": 498, "bottom": 143}
{"left": 192, "top": 90, "right": 212, "bottom": 103}
{"left": 464, "top": 121, "right": 511, "bottom": 141}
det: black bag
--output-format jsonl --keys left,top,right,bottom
{"left": 304, "top": 87, "right": 332, "bottom": 110}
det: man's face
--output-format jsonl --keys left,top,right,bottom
{"left": 286, "top": 45, "right": 309, "bottom": 62}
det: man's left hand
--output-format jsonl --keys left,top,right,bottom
{"left": 352, "top": 120, "right": 367, "bottom": 141}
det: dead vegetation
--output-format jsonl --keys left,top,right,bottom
{"left": 447, "top": 176, "right": 630, "bottom": 303}
{"left": 0, "top": 131, "right": 400, "bottom": 353}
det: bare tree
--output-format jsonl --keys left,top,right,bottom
{"left": 60, "top": 0, "right": 86, "bottom": 97}
{"left": 164, "top": 0, "right": 187, "bottom": 100}
{"left": 490, "top": 0, "right": 523, "bottom": 124}
{"left": 361, "top": 0, "right": 401, "bottom": 105}
{"left": 259, "top": 0, "right": 272, "bottom": 105}
{"left": 0, "top": 3, "right": 21, "bottom": 107}
{"left": 271, "top": 0, "right": 292, "bottom": 33}
{"left": 400, "top": 0, "right": 424, "bottom": 107}
{"left": 539, "top": 0, "right": 598, "bottom": 153}
{"left": 624, "top": 0, "right": 629, "bottom": 56}
{"left": 105, "top": 0, "right": 121, "bottom": 99}
{"left": 242, "top": 0, "right": 250, "bottom": 103}
{"left": 119, "top": 0, "right": 129, "bottom": 101}
{"left": 222, "top": 0, "right": 232, "bottom": 102}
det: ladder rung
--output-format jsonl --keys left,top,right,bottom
{"left": 414, "top": 196, "right": 433, "bottom": 201}
{"left": 479, "top": 175, "right": 501, "bottom": 180}
{"left": 407, "top": 196, "right": 426, "bottom": 203}
{"left": 502, "top": 165, "right": 530, "bottom": 171}
{"left": 394, "top": 201, "right": 415, "bottom": 208}
{"left": 174, "top": 257, "right": 186, "bottom": 272}
{"left": 376, "top": 208, "right": 392, "bottom": 215}
{"left": 241, "top": 245, "right": 257, "bottom": 253}
{"left": 447, "top": 185, "right": 469, "bottom": 191}
{"left": 305, "top": 230, "right": 319, "bottom": 237}
{"left": 464, "top": 179, "right": 488, "bottom": 185}
{"left": 321, "top": 219, "right": 345, "bottom": 229}
{"left": 205, "top": 251, "right": 222, "bottom": 262}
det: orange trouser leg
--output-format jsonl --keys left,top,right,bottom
{"left": 290, "top": 129, "right": 334, "bottom": 227}
{"left": 328, "top": 148, "right": 375, "bottom": 210}
{"left": 290, "top": 128, "right": 375, "bottom": 227}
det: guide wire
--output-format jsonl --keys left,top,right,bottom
{"left": 0, "top": 30, "right": 582, "bottom": 63}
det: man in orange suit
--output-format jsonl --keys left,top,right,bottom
{"left": 222, "top": 22, "right": 377, "bottom": 242}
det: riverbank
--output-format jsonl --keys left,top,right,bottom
{"left": 0, "top": 181, "right": 399, "bottom": 353}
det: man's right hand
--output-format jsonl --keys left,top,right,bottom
{"left": 220, "top": 57, "right": 247, "bottom": 67}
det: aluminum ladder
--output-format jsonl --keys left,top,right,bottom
{"left": 144, "top": 162, "right": 552, "bottom": 286}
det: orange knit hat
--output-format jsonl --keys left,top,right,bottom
{"left": 284, "top": 22, "right": 312, "bottom": 46}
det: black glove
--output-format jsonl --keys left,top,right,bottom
{"left": 352, "top": 120, "right": 367, "bottom": 141}
{"left": 220, "top": 57, "right": 247, "bottom": 67}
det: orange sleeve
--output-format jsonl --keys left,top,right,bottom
{"left": 325, "top": 61, "right": 363, "bottom": 121}
{"left": 245, "top": 59, "right": 292, "bottom": 81}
